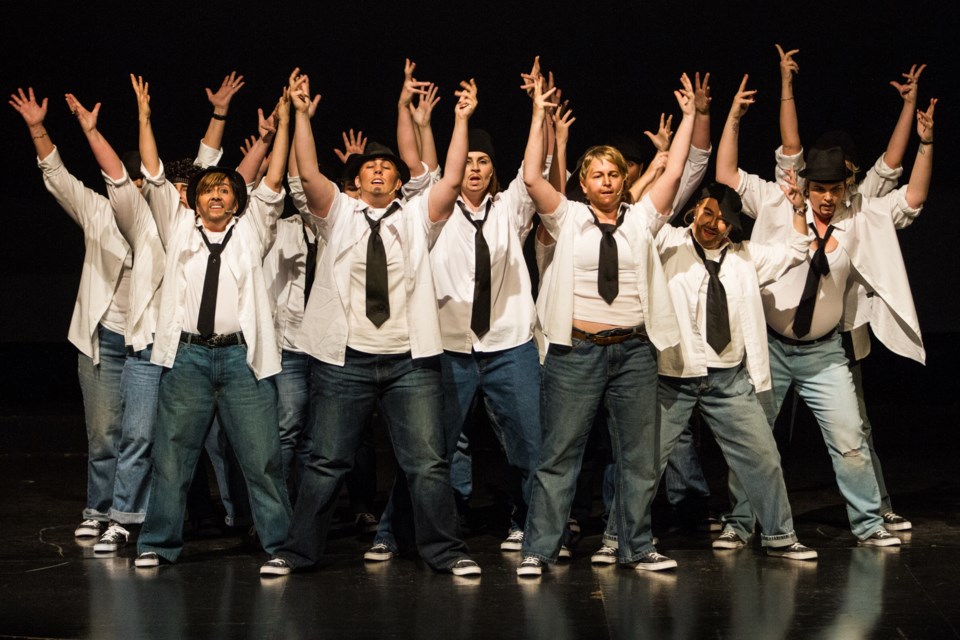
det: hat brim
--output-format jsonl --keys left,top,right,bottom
{"left": 344, "top": 152, "right": 411, "bottom": 186}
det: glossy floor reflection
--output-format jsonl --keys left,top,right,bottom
{"left": 1, "top": 449, "right": 959, "bottom": 639}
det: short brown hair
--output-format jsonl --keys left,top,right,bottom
{"left": 578, "top": 145, "right": 629, "bottom": 185}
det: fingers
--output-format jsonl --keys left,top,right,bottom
{"left": 738, "top": 74, "right": 750, "bottom": 92}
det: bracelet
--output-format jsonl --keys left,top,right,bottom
{"left": 781, "top": 97, "right": 794, "bottom": 102}
{"left": 793, "top": 206, "right": 806, "bottom": 215}
{"left": 919, "top": 139, "right": 933, "bottom": 145}
{"left": 211, "top": 113, "right": 227, "bottom": 121}
{"left": 32, "top": 132, "right": 48, "bottom": 140}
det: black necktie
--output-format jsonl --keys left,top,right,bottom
{"left": 590, "top": 206, "right": 627, "bottom": 304}
{"left": 196, "top": 224, "right": 235, "bottom": 338}
{"left": 302, "top": 225, "right": 317, "bottom": 308}
{"left": 793, "top": 223, "right": 835, "bottom": 338}
{"left": 364, "top": 202, "right": 401, "bottom": 328}
{"left": 458, "top": 200, "right": 493, "bottom": 338}
{"left": 690, "top": 231, "right": 730, "bottom": 354}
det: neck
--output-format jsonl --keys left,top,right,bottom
{"left": 590, "top": 202, "right": 620, "bottom": 223}
{"left": 360, "top": 192, "right": 396, "bottom": 210}
{"left": 462, "top": 189, "right": 487, "bottom": 210}
{"left": 199, "top": 215, "right": 232, "bottom": 233}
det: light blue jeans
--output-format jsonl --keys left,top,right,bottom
{"left": 522, "top": 336, "right": 660, "bottom": 564}
{"left": 659, "top": 367, "right": 797, "bottom": 546}
{"left": 77, "top": 326, "right": 125, "bottom": 521}
{"left": 736, "top": 332, "right": 884, "bottom": 539}
{"left": 850, "top": 360, "right": 894, "bottom": 514}
{"left": 109, "top": 345, "right": 161, "bottom": 524}
{"left": 137, "top": 342, "right": 291, "bottom": 562}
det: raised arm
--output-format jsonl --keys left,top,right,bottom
{"left": 522, "top": 71, "right": 562, "bottom": 215}
{"left": 905, "top": 98, "right": 936, "bottom": 209}
{"left": 290, "top": 70, "right": 336, "bottom": 218}
{"left": 130, "top": 74, "right": 160, "bottom": 177}
{"left": 65, "top": 93, "right": 123, "bottom": 181}
{"left": 236, "top": 105, "right": 277, "bottom": 184}
{"left": 779, "top": 166, "right": 813, "bottom": 234}
{"left": 261, "top": 89, "right": 290, "bottom": 194}
{"left": 201, "top": 71, "right": 244, "bottom": 152}
{"left": 692, "top": 71, "right": 712, "bottom": 152}
{"left": 332, "top": 127, "right": 367, "bottom": 165}
{"left": 776, "top": 45, "right": 801, "bottom": 156}
{"left": 646, "top": 74, "right": 696, "bottom": 215}
{"left": 549, "top": 100, "right": 575, "bottom": 194}
{"left": 427, "top": 79, "right": 477, "bottom": 222}
{"left": 397, "top": 59, "right": 430, "bottom": 179}
{"left": 717, "top": 75, "right": 756, "bottom": 190}
{"left": 9, "top": 87, "right": 53, "bottom": 160}
{"left": 629, "top": 113, "right": 672, "bottom": 202}
{"left": 410, "top": 83, "right": 440, "bottom": 171}
{"left": 883, "top": 63, "right": 926, "bottom": 170}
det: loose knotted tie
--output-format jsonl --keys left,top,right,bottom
{"left": 196, "top": 225, "right": 235, "bottom": 338}
{"left": 458, "top": 200, "right": 493, "bottom": 338}
{"left": 793, "top": 223, "right": 835, "bottom": 338}
{"left": 590, "top": 207, "right": 627, "bottom": 304}
{"left": 364, "top": 202, "right": 401, "bottom": 327}
{"left": 302, "top": 225, "right": 317, "bottom": 308}
{"left": 690, "top": 230, "right": 730, "bottom": 353}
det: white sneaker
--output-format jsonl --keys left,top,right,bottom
{"left": 558, "top": 545, "right": 572, "bottom": 560}
{"left": 364, "top": 543, "right": 395, "bottom": 562}
{"left": 517, "top": 556, "right": 543, "bottom": 577}
{"left": 882, "top": 512, "right": 912, "bottom": 531}
{"left": 94, "top": 523, "right": 129, "bottom": 553}
{"left": 712, "top": 529, "right": 747, "bottom": 550}
{"left": 634, "top": 551, "right": 677, "bottom": 571}
{"left": 859, "top": 529, "right": 901, "bottom": 547}
{"left": 260, "top": 557, "right": 293, "bottom": 576}
{"left": 766, "top": 542, "right": 818, "bottom": 561}
{"left": 450, "top": 558, "right": 481, "bottom": 576}
{"left": 500, "top": 529, "right": 524, "bottom": 552}
{"left": 135, "top": 552, "right": 161, "bottom": 568}
{"left": 590, "top": 545, "right": 618, "bottom": 565}
{"left": 75, "top": 519, "right": 102, "bottom": 538}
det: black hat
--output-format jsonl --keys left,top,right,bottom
{"left": 813, "top": 130, "right": 859, "bottom": 169}
{"left": 608, "top": 136, "right": 645, "bottom": 166}
{"left": 697, "top": 183, "right": 743, "bottom": 242}
{"left": 186, "top": 166, "right": 248, "bottom": 216}
{"left": 344, "top": 142, "right": 410, "bottom": 186}
{"left": 798, "top": 146, "right": 853, "bottom": 183}
{"left": 121, "top": 151, "right": 143, "bottom": 181}
{"left": 468, "top": 129, "right": 497, "bottom": 168}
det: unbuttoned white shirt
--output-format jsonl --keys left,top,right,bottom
{"left": 297, "top": 186, "right": 446, "bottom": 366}
{"left": 38, "top": 147, "right": 129, "bottom": 364}
{"left": 736, "top": 169, "right": 924, "bottom": 364}
{"left": 536, "top": 194, "right": 680, "bottom": 351}
{"left": 146, "top": 162, "right": 286, "bottom": 379}
{"left": 431, "top": 169, "right": 537, "bottom": 353}
{"left": 655, "top": 225, "right": 808, "bottom": 391}
{"left": 104, "top": 168, "right": 166, "bottom": 352}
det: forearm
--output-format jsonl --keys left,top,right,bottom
{"left": 883, "top": 99, "right": 915, "bottom": 170}
{"left": 905, "top": 141, "right": 932, "bottom": 208}
{"left": 649, "top": 112, "right": 694, "bottom": 213}
{"left": 692, "top": 110, "right": 710, "bottom": 152}
{"left": 418, "top": 123, "right": 439, "bottom": 171}
{"left": 716, "top": 112, "right": 742, "bottom": 188}
{"left": 84, "top": 128, "right": 124, "bottom": 181}
{"left": 27, "top": 123, "right": 54, "bottom": 160}
{"left": 429, "top": 116, "right": 469, "bottom": 221}
{"left": 263, "top": 117, "right": 289, "bottom": 193}
{"left": 237, "top": 137, "right": 270, "bottom": 185}
{"left": 397, "top": 107, "right": 425, "bottom": 178}
{"left": 139, "top": 115, "right": 161, "bottom": 177}
{"left": 201, "top": 108, "right": 228, "bottom": 152}
{"left": 779, "top": 77, "right": 801, "bottom": 155}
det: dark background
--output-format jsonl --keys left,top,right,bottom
{"left": 1, "top": 1, "right": 956, "bottom": 421}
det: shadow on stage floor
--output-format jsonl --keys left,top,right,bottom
{"left": 1, "top": 336, "right": 958, "bottom": 638}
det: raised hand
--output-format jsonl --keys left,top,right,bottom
{"left": 916, "top": 97, "right": 936, "bottom": 142}
{"left": 776, "top": 44, "right": 800, "bottom": 83}
{"left": 779, "top": 166, "right": 805, "bottom": 210}
{"left": 288, "top": 68, "right": 314, "bottom": 113}
{"left": 410, "top": 83, "right": 440, "bottom": 127}
{"left": 521, "top": 56, "right": 541, "bottom": 98}
{"left": 399, "top": 58, "right": 431, "bottom": 108}
{"left": 334, "top": 128, "right": 368, "bottom": 163}
{"left": 675, "top": 73, "right": 695, "bottom": 116}
{"left": 644, "top": 113, "right": 674, "bottom": 151}
{"left": 206, "top": 71, "right": 245, "bottom": 112}
{"left": 274, "top": 88, "right": 291, "bottom": 127}
{"left": 64, "top": 93, "right": 100, "bottom": 133}
{"left": 891, "top": 63, "right": 926, "bottom": 105}
{"left": 454, "top": 79, "right": 479, "bottom": 120}
{"left": 9, "top": 87, "right": 47, "bottom": 126}
{"left": 257, "top": 106, "right": 277, "bottom": 143}
{"left": 553, "top": 100, "right": 576, "bottom": 144}
{"left": 129, "top": 74, "right": 151, "bottom": 119}
{"left": 694, "top": 71, "right": 711, "bottom": 115}
{"left": 731, "top": 74, "right": 756, "bottom": 119}
{"left": 239, "top": 135, "right": 258, "bottom": 156}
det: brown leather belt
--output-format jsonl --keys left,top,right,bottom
{"left": 180, "top": 331, "right": 246, "bottom": 348}
{"left": 571, "top": 327, "right": 648, "bottom": 346}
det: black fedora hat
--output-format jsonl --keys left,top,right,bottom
{"left": 799, "top": 146, "right": 853, "bottom": 183}
{"left": 186, "top": 166, "right": 248, "bottom": 216}
{"left": 344, "top": 142, "right": 411, "bottom": 186}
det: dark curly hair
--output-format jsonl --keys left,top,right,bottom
{"left": 166, "top": 158, "right": 204, "bottom": 185}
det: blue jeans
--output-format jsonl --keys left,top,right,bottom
{"left": 276, "top": 350, "right": 314, "bottom": 496}
{"left": 659, "top": 367, "right": 797, "bottom": 546}
{"left": 277, "top": 350, "right": 468, "bottom": 571}
{"left": 77, "top": 326, "right": 125, "bottom": 521}
{"left": 449, "top": 431, "right": 473, "bottom": 499}
{"left": 522, "top": 336, "right": 660, "bottom": 564}
{"left": 738, "top": 332, "right": 883, "bottom": 539}
{"left": 850, "top": 361, "right": 894, "bottom": 514}
{"left": 137, "top": 343, "right": 291, "bottom": 562}
{"left": 109, "top": 345, "right": 161, "bottom": 524}
{"left": 665, "top": 423, "right": 711, "bottom": 509}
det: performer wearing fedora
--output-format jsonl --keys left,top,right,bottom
{"left": 716, "top": 75, "right": 936, "bottom": 548}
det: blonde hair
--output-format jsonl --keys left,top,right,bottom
{"left": 578, "top": 145, "right": 629, "bottom": 184}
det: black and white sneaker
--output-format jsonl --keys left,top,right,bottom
{"left": 591, "top": 545, "right": 618, "bottom": 565}
{"left": 500, "top": 529, "right": 524, "bottom": 552}
{"left": 75, "top": 519, "right": 103, "bottom": 538}
{"left": 766, "top": 542, "right": 818, "bottom": 561}
{"left": 134, "top": 552, "right": 161, "bottom": 568}
{"left": 450, "top": 559, "right": 481, "bottom": 576}
{"left": 260, "top": 557, "right": 293, "bottom": 576}
{"left": 94, "top": 523, "right": 130, "bottom": 553}
{"left": 557, "top": 545, "right": 572, "bottom": 560}
{"left": 634, "top": 551, "right": 678, "bottom": 571}
{"left": 712, "top": 529, "right": 747, "bottom": 550}
{"left": 882, "top": 512, "right": 912, "bottom": 531}
{"left": 364, "top": 543, "right": 395, "bottom": 562}
{"left": 517, "top": 556, "right": 544, "bottom": 577}
{"left": 355, "top": 512, "right": 379, "bottom": 534}
{"left": 859, "top": 529, "right": 902, "bottom": 547}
